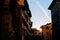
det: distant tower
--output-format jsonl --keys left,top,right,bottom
{"left": 48, "top": 0, "right": 60, "bottom": 40}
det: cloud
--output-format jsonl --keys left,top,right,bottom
{"left": 32, "top": 0, "right": 51, "bottom": 21}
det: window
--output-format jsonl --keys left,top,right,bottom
{"left": 46, "top": 27, "right": 49, "bottom": 29}
{"left": 47, "top": 39, "right": 49, "bottom": 40}
{"left": 51, "top": 28, "right": 52, "bottom": 30}
{"left": 47, "top": 33, "right": 48, "bottom": 35}
{"left": 4, "top": 0, "right": 9, "bottom": 5}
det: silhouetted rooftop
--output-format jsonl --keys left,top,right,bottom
{"left": 48, "top": 0, "right": 60, "bottom": 10}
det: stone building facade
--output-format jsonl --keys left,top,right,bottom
{"left": 48, "top": 0, "right": 60, "bottom": 40}
{"left": 22, "top": 0, "right": 32, "bottom": 40}
{"left": 40, "top": 23, "right": 52, "bottom": 40}
{"left": 30, "top": 28, "right": 42, "bottom": 40}
{"left": 0, "top": 0, "right": 32, "bottom": 40}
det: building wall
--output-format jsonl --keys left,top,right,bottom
{"left": 41, "top": 23, "right": 52, "bottom": 40}
{"left": 31, "top": 28, "right": 41, "bottom": 36}
{"left": 48, "top": 0, "right": 60, "bottom": 40}
{"left": 22, "top": 0, "right": 32, "bottom": 40}
{"left": 0, "top": 0, "right": 32, "bottom": 40}
{"left": 30, "top": 28, "right": 42, "bottom": 40}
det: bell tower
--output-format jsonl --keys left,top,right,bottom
{"left": 48, "top": 0, "right": 60, "bottom": 40}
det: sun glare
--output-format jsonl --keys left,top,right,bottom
{"left": 39, "top": 28, "right": 42, "bottom": 32}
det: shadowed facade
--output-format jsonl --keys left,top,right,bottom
{"left": 48, "top": 0, "right": 60, "bottom": 40}
{"left": 0, "top": 0, "right": 32, "bottom": 40}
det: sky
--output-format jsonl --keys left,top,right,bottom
{"left": 27, "top": 0, "right": 53, "bottom": 30}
